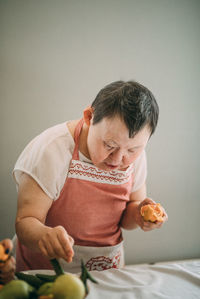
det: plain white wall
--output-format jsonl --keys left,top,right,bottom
{"left": 0, "top": 0, "right": 200, "bottom": 264}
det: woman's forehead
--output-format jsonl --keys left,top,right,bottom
{"left": 97, "top": 116, "right": 128, "bottom": 135}
{"left": 94, "top": 116, "right": 150, "bottom": 146}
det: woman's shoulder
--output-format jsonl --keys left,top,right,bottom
{"left": 38, "top": 121, "right": 74, "bottom": 144}
{"left": 40, "top": 119, "right": 81, "bottom": 146}
{"left": 14, "top": 121, "right": 77, "bottom": 172}
{"left": 24, "top": 121, "right": 78, "bottom": 154}
{"left": 13, "top": 121, "right": 78, "bottom": 199}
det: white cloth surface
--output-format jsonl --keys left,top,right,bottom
{"left": 23, "top": 259, "right": 200, "bottom": 299}
{"left": 86, "top": 259, "right": 200, "bottom": 299}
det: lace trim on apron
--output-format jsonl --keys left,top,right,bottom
{"left": 68, "top": 160, "right": 134, "bottom": 185}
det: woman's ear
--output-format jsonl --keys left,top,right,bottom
{"left": 83, "top": 106, "right": 94, "bottom": 126}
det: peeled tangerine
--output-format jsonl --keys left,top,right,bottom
{"left": 0, "top": 244, "right": 9, "bottom": 262}
{"left": 140, "top": 203, "right": 164, "bottom": 222}
{"left": 52, "top": 273, "right": 86, "bottom": 299}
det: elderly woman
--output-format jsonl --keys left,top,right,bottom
{"left": 13, "top": 80, "right": 168, "bottom": 273}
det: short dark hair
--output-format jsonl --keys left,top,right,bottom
{"left": 91, "top": 80, "right": 159, "bottom": 137}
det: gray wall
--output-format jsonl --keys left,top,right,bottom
{"left": 1, "top": 0, "right": 200, "bottom": 264}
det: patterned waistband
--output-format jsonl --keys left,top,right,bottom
{"left": 59, "top": 241, "right": 124, "bottom": 273}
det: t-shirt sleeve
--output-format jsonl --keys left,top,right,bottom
{"left": 131, "top": 150, "right": 147, "bottom": 193}
{"left": 13, "top": 125, "right": 72, "bottom": 200}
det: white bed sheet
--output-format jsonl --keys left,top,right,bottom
{"left": 86, "top": 259, "right": 200, "bottom": 299}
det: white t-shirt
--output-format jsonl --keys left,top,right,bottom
{"left": 13, "top": 122, "right": 147, "bottom": 200}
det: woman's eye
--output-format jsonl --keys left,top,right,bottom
{"left": 128, "top": 149, "right": 136, "bottom": 153}
{"left": 104, "top": 143, "right": 114, "bottom": 150}
{"left": 107, "top": 145, "right": 114, "bottom": 150}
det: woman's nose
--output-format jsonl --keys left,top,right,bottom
{"left": 110, "top": 149, "right": 124, "bottom": 164}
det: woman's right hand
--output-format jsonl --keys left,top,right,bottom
{"left": 16, "top": 174, "right": 74, "bottom": 263}
{"left": 38, "top": 226, "right": 74, "bottom": 263}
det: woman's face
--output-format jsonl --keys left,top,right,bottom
{"left": 86, "top": 115, "right": 151, "bottom": 171}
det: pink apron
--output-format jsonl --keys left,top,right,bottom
{"left": 16, "top": 119, "right": 135, "bottom": 273}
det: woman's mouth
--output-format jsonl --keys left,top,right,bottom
{"left": 104, "top": 163, "right": 119, "bottom": 170}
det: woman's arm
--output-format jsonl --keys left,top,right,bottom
{"left": 16, "top": 173, "right": 74, "bottom": 262}
{"left": 120, "top": 183, "right": 147, "bottom": 230}
{"left": 120, "top": 183, "right": 168, "bottom": 231}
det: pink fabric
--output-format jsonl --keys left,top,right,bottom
{"left": 16, "top": 119, "right": 134, "bottom": 271}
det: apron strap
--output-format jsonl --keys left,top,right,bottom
{"left": 72, "top": 118, "right": 84, "bottom": 160}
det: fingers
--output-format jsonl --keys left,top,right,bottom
{"left": 38, "top": 226, "right": 74, "bottom": 263}
{"left": 0, "top": 256, "right": 16, "bottom": 284}
{"left": 58, "top": 231, "right": 74, "bottom": 263}
{"left": 140, "top": 198, "right": 156, "bottom": 206}
{"left": 0, "top": 239, "right": 13, "bottom": 254}
{"left": 141, "top": 213, "right": 168, "bottom": 231}
{"left": 0, "top": 240, "right": 15, "bottom": 281}
{"left": 142, "top": 220, "right": 163, "bottom": 231}
{"left": 162, "top": 207, "right": 168, "bottom": 222}
{"left": 137, "top": 198, "right": 168, "bottom": 232}
{"left": 0, "top": 256, "right": 16, "bottom": 272}
{"left": 136, "top": 198, "right": 155, "bottom": 229}
{"left": 0, "top": 270, "right": 15, "bottom": 284}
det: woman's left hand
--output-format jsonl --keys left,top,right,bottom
{"left": 136, "top": 198, "right": 168, "bottom": 232}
